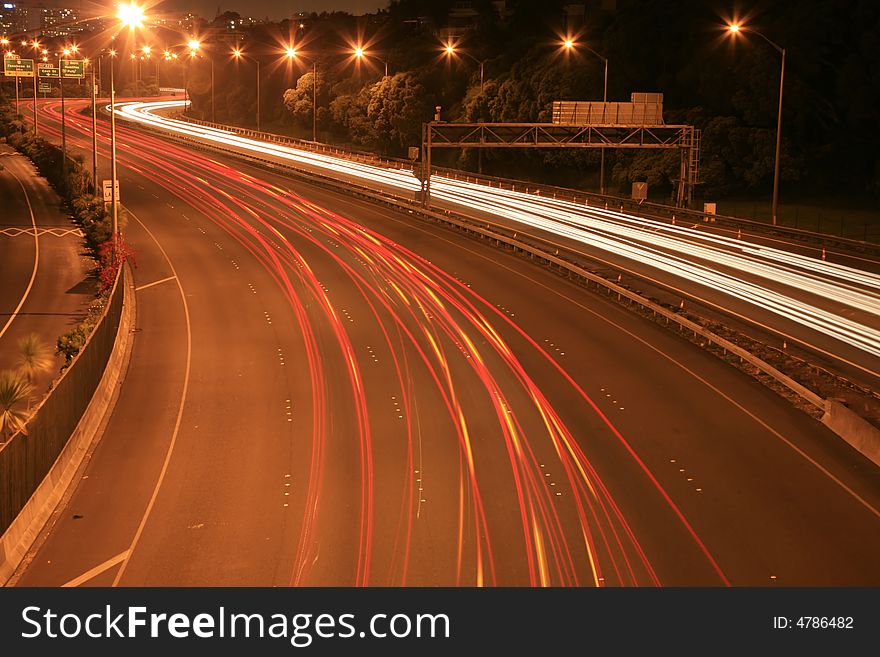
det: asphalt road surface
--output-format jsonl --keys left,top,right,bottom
{"left": 0, "top": 143, "right": 93, "bottom": 394}
{"left": 11, "top": 98, "right": 880, "bottom": 587}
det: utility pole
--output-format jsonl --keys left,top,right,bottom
{"left": 32, "top": 70, "right": 38, "bottom": 136}
{"left": 60, "top": 54, "right": 67, "bottom": 179}
{"left": 312, "top": 60, "right": 316, "bottom": 141}
{"left": 110, "top": 53, "right": 119, "bottom": 254}
{"left": 771, "top": 48, "right": 785, "bottom": 226}
{"left": 91, "top": 66, "right": 98, "bottom": 194}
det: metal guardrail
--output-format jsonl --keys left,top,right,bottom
{"left": 135, "top": 120, "right": 829, "bottom": 415}
{"left": 176, "top": 114, "right": 415, "bottom": 170}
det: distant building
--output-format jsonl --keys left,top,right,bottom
{"left": 1, "top": 0, "right": 97, "bottom": 37}
{"left": 0, "top": 2, "right": 37, "bottom": 34}
{"left": 39, "top": 5, "right": 80, "bottom": 36}
{"left": 155, "top": 13, "right": 188, "bottom": 30}
{"left": 182, "top": 12, "right": 198, "bottom": 32}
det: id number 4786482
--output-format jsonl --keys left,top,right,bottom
{"left": 773, "top": 617, "right": 854, "bottom": 629}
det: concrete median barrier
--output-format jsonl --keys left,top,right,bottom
{"left": 0, "top": 264, "right": 136, "bottom": 585}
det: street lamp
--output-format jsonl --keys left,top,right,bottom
{"left": 563, "top": 37, "right": 609, "bottom": 195}
{"left": 1, "top": 38, "right": 12, "bottom": 114}
{"left": 287, "top": 47, "right": 317, "bottom": 141}
{"left": 354, "top": 45, "right": 387, "bottom": 78}
{"left": 130, "top": 52, "right": 139, "bottom": 96}
{"left": 108, "top": 2, "right": 146, "bottom": 250}
{"left": 84, "top": 56, "right": 98, "bottom": 193}
{"left": 232, "top": 47, "right": 261, "bottom": 131}
{"left": 185, "top": 39, "right": 215, "bottom": 121}
{"left": 443, "top": 42, "right": 484, "bottom": 92}
{"left": 60, "top": 47, "right": 72, "bottom": 176}
{"left": 26, "top": 39, "right": 41, "bottom": 135}
{"left": 118, "top": 3, "right": 144, "bottom": 29}
{"left": 185, "top": 39, "right": 200, "bottom": 117}
{"left": 727, "top": 22, "right": 786, "bottom": 226}
{"left": 141, "top": 44, "right": 159, "bottom": 88}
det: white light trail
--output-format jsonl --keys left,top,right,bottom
{"left": 114, "top": 100, "right": 880, "bottom": 363}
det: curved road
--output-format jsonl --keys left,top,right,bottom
{"left": 0, "top": 144, "right": 92, "bottom": 393}
{"left": 11, "top": 98, "right": 880, "bottom": 587}
{"left": 119, "top": 100, "right": 880, "bottom": 388}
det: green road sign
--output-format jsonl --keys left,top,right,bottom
{"left": 3, "top": 57, "right": 35, "bottom": 77}
{"left": 38, "top": 83, "right": 52, "bottom": 93}
{"left": 61, "top": 59, "right": 84, "bottom": 78}
{"left": 37, "top": 63, "right": 60, "bottom": 78}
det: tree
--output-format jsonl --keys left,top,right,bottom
{"left": 330, "top": 87, "right": 374, "bottom": 147}
{"left": 0, "top": 369, "right": 33, "bottom": 438}
{"left": 225, "top": 84, "right": 255, "bottom": 125}
{"left": 366, "top": 72, "right": 432, "bottom": 154}
{"left": 212, "top": 10, "right": 241, "bottom": 27}
{"left": 16, "top": 333, "right": 53, "bottom": 382}
{"left": 282, "top": 69, "right": 331, "bottom": 130}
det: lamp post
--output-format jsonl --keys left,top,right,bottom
{"left": 162, "top": 50, "right": 178, "bottom": 99}
{"left": 354, "top": 46, "right": 388, "bottom": 78}
{"left": 85, "top": 57, "right": 97, "bottom": 193}
{"left": 443, "top": 43, "right": 484, "bottom": 92}
{"left": 60, "top": 47, "right": 71, "bottom": 179}
{"left": 130, "top": 53, "right": 138, "bottom": 96}
{"left": 232, "top": 47, "right": 260, "bottom": 131}
{"left": 141, "top": 45, "right": 157, "bottom": 87}
{"left": 443, "top": 42, "right": 486, "bottom": 172}
{"left": 185, "top": 40, "right": 200, "bottom": 117}
{"left": 728, "top": 23, "right": 785, "bottom": 226}
{"left": 186, "top": 40, "right": 213, "bottom": 121}
{"left": 112, "top": 2, "right": 146, "bottom": 251}
{"left": 110, "top": 49, "right": 119, "bottom": 245}
{"left": 0, "top": 39, "right": 14, "bottom": 117}
{"left": 564, "top": 38, "right": 608, "bottom": 195}
{"left": 29, "top": 40, "right": 39, "bottom": 135}
{"left": 287, "top": 47, "right": 317, "bottom": 141}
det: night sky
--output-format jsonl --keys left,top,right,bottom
{"left": 158, "top": 0, "right": 388, "bottom": 21}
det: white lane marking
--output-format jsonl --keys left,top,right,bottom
{"left": 61, "top": 549, "right": 130, "bottom": 587}
{"left": 135, "top": 275, "right": 177, "bottom": 292}
{"left": 0, "top": 168, "right": 39, "bottom": 341}
{"left": 112, "top": 207, "right": 193, "bottom": 586}
{"left": 402, "top": 218, "right": 880, "bottom": 520}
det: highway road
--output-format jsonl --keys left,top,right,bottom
{"left": 0, "top": 143, "right": 93, "bottom": 395}
{"left": 118, "top": 100, "right": 880, "bottom": 389}
{"left": 10, "top": 98, "right": 880, "bottom": 587}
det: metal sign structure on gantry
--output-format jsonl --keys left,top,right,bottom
{"left": 420, "top": 93, "right": 701, "bottom": 208}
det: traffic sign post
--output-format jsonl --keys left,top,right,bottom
{"left": 3, "top": 57, "right": 34, "bottom": 77}
{"left": 38, "top": 83, "right": 52, "bottom": 93}
{"left": 631, "top": 182, "right": 648, "bottom": 200}
{"left": 102, "top": 179, "right": 120, "bottom": 203}
{"left": 61, "top": 59, "right": 85, "bottom": 78}
{"left": 37, "top": 63, "right": 60, "bottom": 78}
